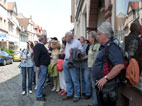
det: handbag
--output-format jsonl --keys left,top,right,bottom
{"left": 101, "top": 79, "right": 118, "bottom": 102}
{"left": 18, "top": 63, "right": 22, "bottom": 68}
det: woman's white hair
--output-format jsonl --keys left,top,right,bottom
{"left": 97, "top": 22, "right": 114, "bottom": 38}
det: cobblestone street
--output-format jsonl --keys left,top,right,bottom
{"left": 0, "top": 62, "right": 91, "bottom": 106}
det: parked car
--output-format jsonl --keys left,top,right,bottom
{"left": 13, "top": 51, "right": 21, "bottom": 61}
{"left": 0, "top": 51, "right": 13, "bottom": 66}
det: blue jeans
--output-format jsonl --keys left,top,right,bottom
{"left": 36, "top": 65, "right": 48, "bottom": 98}
{"left": 32, "top": 67, "right": 35, "bottom": 84}
{"left": 63, "top": 60, "right": 80, "bottom": 98}
{"left": 21, "top": 67, "right": 33, "bottom": 91}
{"left": 90, "top": 68, "right": 98, "bottom": 105}
{"left": 81, "top": 67, "right": 91, "bottom": 96}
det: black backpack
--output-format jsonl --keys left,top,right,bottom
{"left": 103, "top": 39, "right": 128, "bottom": 84}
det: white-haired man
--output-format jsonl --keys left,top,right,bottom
{"left": 34, "top": 34, "right": 50, "bottom": 101}
{"left": 62, "top": 32, "right": 83, "bottom": 102}
{"left": 92, "top": 22, "right": 124, "bottom": 106}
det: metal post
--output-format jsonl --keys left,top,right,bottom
{"left": 26, "top": 67, "right": 29, "bottom": 96}
{"left": 80, "top": 62, "right": 83, "bottom": 98}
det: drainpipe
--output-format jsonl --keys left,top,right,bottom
{"left": 114, "top": 0, "right": 116, "bottom": 34}
{"left": 105, "top": 0, "right": 112, "bottom": 22}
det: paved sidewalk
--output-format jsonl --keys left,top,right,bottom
{"left": 0, "top": 62, "right": 92, "bottom": 106}
{"left": 43, "top": 86, "right": 92, "bottom": 106}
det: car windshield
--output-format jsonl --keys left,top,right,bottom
{"left": 0, "top": 51, "right": 6, "bottom": 56}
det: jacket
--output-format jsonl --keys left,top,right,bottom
{"left": 34, "top": 43, "right": 50, "bottom": 67}
{"left": 48, "top": 62, "right": 58, "bottom": 77}
{"left": 20, "top": 49, "right": 33, "bottom": 67}
{"left": 56, "top": 59, "right": 64, "bottom": 72}
{"left": 68, "top": 48, "right": 82, "bottom": 68}
{"left": 126, "top": 58, "right": 139, "bottom": 85}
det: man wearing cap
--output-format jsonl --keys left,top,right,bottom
{"left": 34, "top": 34, "right": 50, "bottom": 101}
{"left": 92, "top": 22, "right": 124, "bottom": 106}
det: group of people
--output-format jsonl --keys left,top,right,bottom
{"left": 61, "top": 22, "right": 123, "bottom": 106}
{"left": 19, "top": 20, "right": 142, "bottom": 106}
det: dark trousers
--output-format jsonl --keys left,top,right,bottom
{"left": 96, "top": 87, "right": 116, "bottom": 106}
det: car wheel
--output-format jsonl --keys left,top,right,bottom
{"left": 3, "top": 60, "right": 6, "bottom": 66}
{"left": 10, "top": 59, "right": 13, "bottom": 64}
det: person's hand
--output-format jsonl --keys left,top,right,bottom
{"left": 80, "top": 57, "right": 84, "bottom": 60}
{"left": 21, "top": 57, "right": 27, "bottom": 60}
{"left": 36, "top": 67, "right": 40, "bottom": 72}
{"left": 96, "top": 77, "right": 107, "bottom": 90}
{"left": 69, "top": 49, "right": 72, "bottom": 54}
{"left": 25, "top": 57, "right": 28, "bottom": 60}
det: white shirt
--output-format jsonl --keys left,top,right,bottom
{"left": 65, "top": 39, "right": 83, "bottom": 59}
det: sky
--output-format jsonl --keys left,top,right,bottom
{"left": 116, "top": 0, "right": 140, "bottom": 15}
{"left": 8, "top": 0, "right": 73, "bottom": 41}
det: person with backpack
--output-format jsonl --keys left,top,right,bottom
{"left": 20, "top": 41, "right": 34, "bottom": 95}
{"left": 92, "top": 22, "right": 124, "bottom": 106}
{"left": 125, "top": 19, "right": 142, "bottom": 72}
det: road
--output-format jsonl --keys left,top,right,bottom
{"left": 0, "top": 62, "right": 92, "bottom": 106}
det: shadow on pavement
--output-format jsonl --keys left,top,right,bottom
{"left": 0, "top": 73, "right": 92, "bottom": 106}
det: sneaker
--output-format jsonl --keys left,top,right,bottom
{"left": 36, "top": 97, "right": 46, "bottom": 101}
{"left": 43, "top": 94, "right": 47, "bottom": 97}
{"left": 82, "top": 93, "right": 86, "bottom": 96}
{"left": 51, "top": 87, "right": 56, "bottom": 91}
{"left": 73, "top": 97, "right": 80, "bottom": 102}
{"left": 29, "top": 90, "right": 32, "bottom": 94}
{"left": 35, "top": 85, "right": 37, "bottom": 90}
{"left": 56, "top": 89, "right": 60, "bottom": 92}
{"left": 61, "top": 91, "right": 67, "bottom": 95}
{"left": 85, "top": 95, "right": 91, "bottom": 99}
{"left": 58, "top": 90, "right": 64, "bottom": 94}
{"left": 21, "top": 91, "right": 26, "bottom": 95}
{"left": 62, "top": 96, "right": 72, "bottom": 100}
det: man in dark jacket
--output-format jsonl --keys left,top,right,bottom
{"left": 34, "top": 34, "right": 50, "bottom": 101}
{"left": 68, "top": 48, "right": 82, "bottom": 68}
{"left": 125, "top": 19, "right": 142, "bottom": 69}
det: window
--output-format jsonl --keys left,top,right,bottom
{"left": 0, "top": 0, "right": 2, "bottom": 4}
{"left": 20, "top": 34, "right": 28, "bottom": 42}
{"left": 0, "top": 51, "right": 9, "bottom": 56}
{"left": 4, "top": 0, "right": 6, "bottom": 5}
{"left": 4, "top": 20, "right": 6, "bottom": 30}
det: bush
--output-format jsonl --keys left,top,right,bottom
{"left": 1, "top": 48, "right": 14, "bottom": 57}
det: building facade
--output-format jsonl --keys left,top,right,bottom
{"left": 71, "top": 0, "right": 142, "bottom": 106}
{"left": 7, "top": 2, "right": 20, "bottom": 50}
{"left": 18, "top": 16, "right": 43, "bottom": 50}
{"left": 71, "top": 0, "right": 115, "bottom": 39}
{"left": 0, "top": 1, "right": 43, "bottom": 51}
{"left": 0, "top": 0, "right": 8, "bottom": 49}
